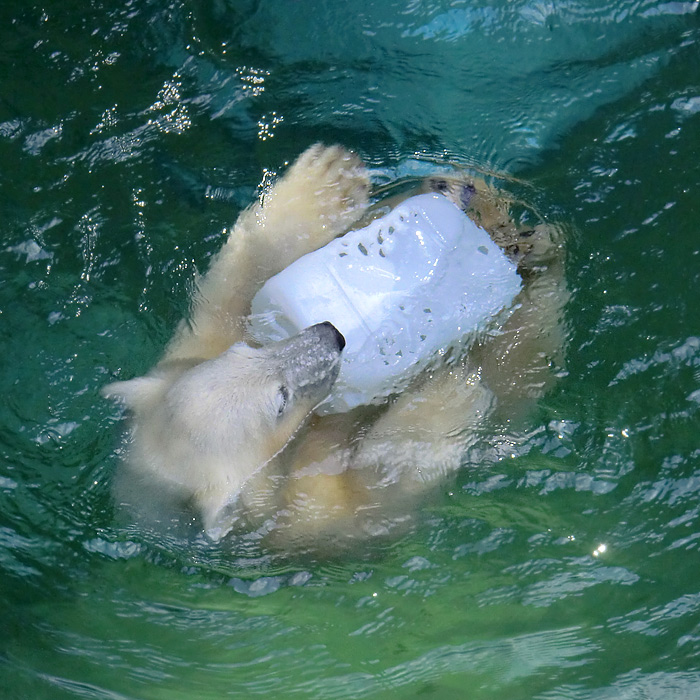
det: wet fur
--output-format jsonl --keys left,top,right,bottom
{"left": 104, "top": 144, "right": 568, "bottom": 547}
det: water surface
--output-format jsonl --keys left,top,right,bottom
{"left": 2, "top": 1, "right": 700, "bottom": 698}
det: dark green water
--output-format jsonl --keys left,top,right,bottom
{"left": 2, "top": 1, "right": 700, "bottom": 698}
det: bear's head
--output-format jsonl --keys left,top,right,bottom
{"left": 102, "top": 322, "right": 345, "bottom": 532}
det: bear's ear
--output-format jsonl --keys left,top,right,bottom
{"left": 101, "top": 375, "right": 164, "bottom": 409}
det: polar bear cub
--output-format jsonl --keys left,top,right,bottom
{"left": 103, "top": 144, "right": 566, "bottom": 541}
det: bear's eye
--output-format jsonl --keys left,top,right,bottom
{"left": 276, "top": 385, "right": 289, "bottom": 417}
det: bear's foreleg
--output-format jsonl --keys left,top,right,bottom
{"left": 163, "top": 145, "right": 370, "bottom": 364}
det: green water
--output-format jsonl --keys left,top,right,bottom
{"left": 2, "top": 1, "right": 700, "bottom": 698}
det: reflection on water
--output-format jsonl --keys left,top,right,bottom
{"left": 1, "top": 0, "right": 700, "bottom": 698}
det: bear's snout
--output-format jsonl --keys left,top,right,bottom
{"left": 314, "top": 321, "right": 346, "bottom": 351}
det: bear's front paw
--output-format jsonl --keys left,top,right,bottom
{"left": 292, "top": 144, "right": 370, "bottom": 227}
{"left": 508, "top": 224, "right": 563, "bottom": 271}
{"left": 263, "top": 144, "right": 370, "bottom": 247}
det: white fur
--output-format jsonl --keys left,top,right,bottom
{"left": 104, "top": 144, "right": 567, "bottom": 544}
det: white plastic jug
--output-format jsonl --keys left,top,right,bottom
{"left": 249, "top": 193, "right": 521, "bottom": 413}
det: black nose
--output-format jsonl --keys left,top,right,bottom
{"left": 316, "top": 321, "right": 346, "bottom": 351}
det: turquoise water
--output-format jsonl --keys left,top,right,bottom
{"left": 2, "top": 1, "right": 700, "bottom": 698}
